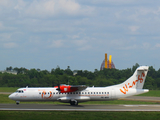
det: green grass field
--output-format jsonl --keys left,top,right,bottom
{"left": 1, "top": 111, "right": 160, "bottom": 120}
{"left": 0, "top": 87, "right": 18, "bottom": 92}
{"left": 136, "top": 90, "right": 160, "bottom": 97}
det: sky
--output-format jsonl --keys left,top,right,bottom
{"left": 1, "top": 0, "right": 160, "bottom": 71}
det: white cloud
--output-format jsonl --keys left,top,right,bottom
{"left": 1, "top": 0, "right": 160, "bottom": 71}
{"left": 78, "top": 45, "right": 92, "bottom": 51}
{"left": 89, "top": 0, "right": 135, "bottom": 5}
{"left": 73, "top": 40, "right": 87, "bottom": 46}
{"left": 50, "top": 40, "right": 64, "bottom": 48}
{"left": 0, "top": 0, "right": 95, "bottom": 19}
{"left": 3, "top": 42, "right": 18, "bottom": 48}
{"left": 25, "top": 0, "right": 55, "bottom": 17}
{"left": 72, "top": 35, "right": 80, "bottom": 39}
{"left": 0, "top": 33, "right": 11, "bottom": 41}
{"left": 129, "top": 26, "right": 139, "bottom": 32}
{"left": 119, "top": 45, "right": 137, "bottom": 50}
{"left": 142, "top": 43, "right": 150, "bottom": 49}
{"left": 24, "top": 0, "right": 82, "bottom": 17}
{"left": 155, "top": 43, "right": 160, "bottom": 48}
{"left": 58, "top": 0, "right": 80, "bottom": 15}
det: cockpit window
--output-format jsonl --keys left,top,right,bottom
{"left": 15, "top": 90, "right": 24, "bottom": 93}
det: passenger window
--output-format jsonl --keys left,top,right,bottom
{"left": 107, "top": 92, "right": 109, "bottom": 94}
{"left": 73, "top": 92, "right": 75, "bottom": 94}
{"left": 53, "top": 92, "right": 55, "bottom": 94}
{"left": 94, "top": 92, "right": 95, "bottom": 94}
{"left": 91, "top": 92, "right": 92, "bottom": 94}
{"left": 39, "top": 92, "right": 41, "bottom": 94}
{"left": 82, "top": 92, "right": 84, "bottom": 94}
{"left": 48, "top": 92, "right": 49, "bottom": 94}
{"left": 102, "top": 92, "right": 103, "bottom": 94}
{"left": 88, "top": 92, "right": 90, "bottom": 94}
{"left": 96, "top": 92, "right": 98, "bottom": 94}
{"left": 85, "top": 92, "right": 87, "bottom": 94}
{"left": 105, "top": 92, "right": 106, "bottom": 94}
{"left": 79, "top": 92, "right": 81, "bottom": 94}
{"left": 56, "top": 92, "right": 58, "bottom": 94}
{"left": 99, "top": 92, "right": 101, "bottom": 94}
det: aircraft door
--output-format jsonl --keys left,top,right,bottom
{"left": 111, "top": 89, "right": 116, "bottom": 99}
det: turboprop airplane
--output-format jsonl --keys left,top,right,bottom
{"left": 9, "top": 66, "right": 149, "bottom": 105}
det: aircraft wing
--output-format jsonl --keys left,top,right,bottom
{"left": 56, "top": 85, "right": 87, "bottom": 93}
{"left": 70, "top": 85, "right": 87, "bottom": 91}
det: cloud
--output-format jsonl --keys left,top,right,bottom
{"left": 24, "top": 0, "right": 82, "bottom": 18}
{"left": 77, "top": 45, "right": 92, "bottom": 51}
{"left": 129, "top": 26, "right": 139, "bottom": 32}
{"left": 58, "top": 0, "right": 80, "bottom": 15}
{"left": 72, "top": 39, "right": 92, "bottom": 51}
{"left": 155, "top": 43, "right": 160, "bottom": 48}
{"left": 73, "top": 40, "right": 87, "bottom": 46}
{"left": 3, "top": 42, "right": 18, "bottom": 48}
{"left": 0, "top": 33, "right": 11, "bottom": 41}
{"left": 49, "top": 40, "right": 64, "bottom": 48}
{"left": 0, "top": 0, "right": 95, "bottom": 19}
{"left": 25, "top": 0, "right": 55, "bottom": 17}
{"left": 142, "top": 43, "right": 150, "bottom": 49}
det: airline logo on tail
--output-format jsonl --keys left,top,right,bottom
{"left": 120, "top": 72, "right": 145, "bottom": 94}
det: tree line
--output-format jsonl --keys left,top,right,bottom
{"left": 0, "top": 64, "right": 159, "bottom": 90}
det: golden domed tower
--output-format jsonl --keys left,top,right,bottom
{"left": 100, "top": 53, "right": 115, "bottom": 70}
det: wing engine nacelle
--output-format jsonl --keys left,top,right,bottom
{"left": 60, "top": 85, "right": 78, "bottom": 93}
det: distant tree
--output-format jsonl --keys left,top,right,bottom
{"left": 132, "top": 63, "right": 139, "bottom": 73}
{"left": 6, "top": 66, "right": 13, "bottom": 71}
{"left": 54, "top": 66, "right": 63, "bottom": 75}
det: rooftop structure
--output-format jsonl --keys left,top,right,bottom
{"left": 100, "top": 53, "right": 115, "bottom": 70}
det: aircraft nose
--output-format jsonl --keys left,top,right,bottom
{"left": 8, "top": 94, "right": 14, "bottom": 100}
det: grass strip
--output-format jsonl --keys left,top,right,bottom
{"left": 0, "top": 87, "right": 18, "bottom": 92}
{"left": 1, "top": 111, "right": 160, "bottom": 120}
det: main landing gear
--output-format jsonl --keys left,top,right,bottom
{"left": 16, "top": 101, "right": 20, "bottom": 105}
{"left": 70, "top": 100, "right": 78, "bottom": 106}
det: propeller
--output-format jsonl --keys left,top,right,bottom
{"left": 56, "top": 81, "right": 61, "bottom": 92}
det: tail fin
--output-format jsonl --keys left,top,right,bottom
{"left": 116, "top": 66, "right": 149, "bottom": 89}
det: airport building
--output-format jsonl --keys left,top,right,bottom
{"left": 100, "top": 53, "right": 115, "bottom": 70}
{"left": 0, "top": 70, "right": 17, "bottom": 75}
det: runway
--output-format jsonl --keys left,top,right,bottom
{"left": 2, "top": 92, "right": 160, "bottom": 111}
{"left": 1, "top": 104, "right": 160, "bottom": 111}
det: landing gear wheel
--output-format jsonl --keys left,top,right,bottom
{"left": 70, "top": 101, "right": 78, "bottom": 106}
{"left": 16, "top": 101, "right": 20, "bottom": 105}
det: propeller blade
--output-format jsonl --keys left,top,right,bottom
{"left": 56, "top": 81, "right": 60, "bottom": 91}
